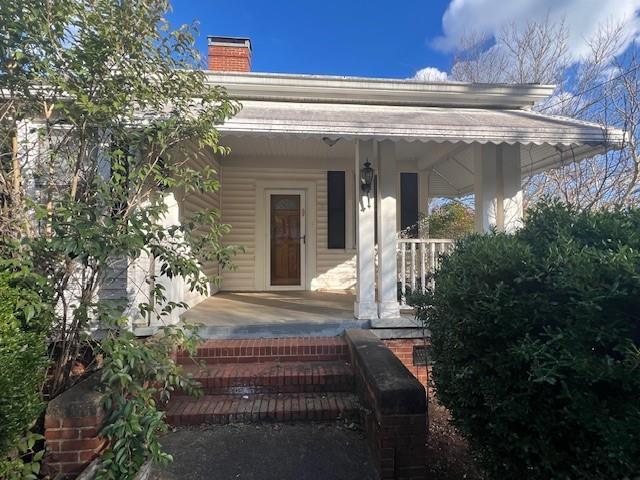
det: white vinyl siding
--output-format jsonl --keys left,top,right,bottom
{"left": 175, "top": 145, "right": 222, "bottom": 293}
{"left": 220, "top": 159, "right": 356, "bottom": 292}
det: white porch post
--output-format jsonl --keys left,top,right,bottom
{"left": 377, "top": 141, "right": 401, "bottom": 319}
{"left": 354, "top": 140, "right": 377, "bottom": 319}
{"left": 474, "top": 144, "right": 523, "bottom": 233}
{"left": 418, "top": 169, "right": 430, "bottom": 236}
{"left": 501, "top": 144, "right": 523, "bottom": 233}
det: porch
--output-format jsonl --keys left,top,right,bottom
{"left": 180, "top": 291, "right": 421, "bottom": 339}
{"left": 148, "top": 73, "right": 623, "bottom": 333}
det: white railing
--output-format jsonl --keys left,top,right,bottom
{"left": 397, "top": 238, "right": 455, "bottom": 305}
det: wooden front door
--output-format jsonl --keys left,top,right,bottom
{"left": 269, "top": 193, "right": 303, "bottom": 287}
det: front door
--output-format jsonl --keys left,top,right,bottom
{"left": 269, "top": 192, "right": 305, "bottom": 288}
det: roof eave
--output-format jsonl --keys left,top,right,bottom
{"left": 205, "top": 71, "right": 556, "bottom": 109}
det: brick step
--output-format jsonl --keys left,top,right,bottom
{"left": 165, "top": 392, "right": 360, "bottom": 426}
{"left": 179, "top": 361, "right": 354, "bottom": 395}
{"left": 176, "top": 337, "right": 349, "bottom": 365}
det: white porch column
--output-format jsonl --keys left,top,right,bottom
{"left": 474, "top": 144, "right": 523, "bottom": 233}
{"left": 501, "top": 144, "right": 523, "bottom": 233}
{"left": 377, "top": 141, "right": 401, "bottom": 319}
{"left": 418, "top": 169, "right": 430, "bottom": 236}
{"left": 354, "top": 140, "right": 377, "bottom": 319}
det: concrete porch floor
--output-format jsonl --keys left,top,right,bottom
{"left": 181, "top": 291, "right": 371, "bottom": 339}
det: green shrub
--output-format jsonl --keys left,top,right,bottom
{"left": 98, "top": 322, "right": 201, "bottom": 480}
{"left": 415, "top": 202, "right": 640, "bottom": 479}
{"left": 0, "top": 268, "right": 51, "bottom": 477}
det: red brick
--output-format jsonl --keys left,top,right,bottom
{"left": 78, "top": 449, "right": 102, "bottom": 462}
{"left": 45, "top": 428, "right": 79, "bottom": 440}
{"left": 59, "top": 438, "right": 105, "bottom": 451}
{"left": 79, "top": 427, "right": 100, "bottom": 438}
{"left": 46, "top": 451, "right": 78, "bottom": 463}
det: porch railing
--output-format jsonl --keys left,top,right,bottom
{"left": 397, "top": 238, "right": 455, "bottom": 305}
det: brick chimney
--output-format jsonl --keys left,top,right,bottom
{"left": 207, "top": 36, "right": 252, "bottom": 72}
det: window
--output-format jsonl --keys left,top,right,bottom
{"left": 400, "top": 172, "right": 419, "bottom": 237}
{"left": 327, "top": 171, "right": 346, "bottom": 249}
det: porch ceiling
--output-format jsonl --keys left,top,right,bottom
{"left": 218, "top": 134, "right": 613, "bottom": 198}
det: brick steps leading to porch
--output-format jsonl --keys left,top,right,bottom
{"left": 166, "top": 392, "right": 360, "bottom": 426}
{"left": 179, "top": 361, "right": 354, "bottom": 395}
{"left": 176, "top": 336, "right": 349, "bottom": 365}
{"left": 168, "top": 337, "right": 361, "bottom": 427}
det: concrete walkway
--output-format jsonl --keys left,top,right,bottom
{"left": 151, "top": 423, "right": 378, "bottom": 480}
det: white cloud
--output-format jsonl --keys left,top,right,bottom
{"left": 432, "top": 0, "right": 640, "bottom": 60}
{"left": 412, "top": 66, "right": 449, "bottom": 82}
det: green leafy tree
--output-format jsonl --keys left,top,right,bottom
{"left": 1, "top": 0, "right": 239, "bottom": 476}
{"left": 416, "top": 201, "right": 474, "bottom": 239}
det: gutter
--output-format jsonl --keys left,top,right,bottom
{"left": 204, "top": 71, "right": 556, "bottom": 109}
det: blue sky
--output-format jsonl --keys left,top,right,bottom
{"left": 167, "top": 0, "right": 452, "bottom": 78}
{"left": 167, "top": 0, "right": 640, "bottom": 79}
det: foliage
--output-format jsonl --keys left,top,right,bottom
{"left": 399, "top": 201, "right": 474, "bottom": 240}
{"left": 0, "top": 432, "right": 46, "bottom": 480}
{"left": 0, "top": 265, "right": 51, "bottom": 479}
{"left": 414, "top": 202, "right": 640, "bottom": 479}
{"left": 424, "top": 202, "right": 474, "bottom": 239}
{"left": 1, "top": 0, "right": 239, "bottom": 476}
{"left": 1, "top": 0, "right": 238, "bottom": 393}
{"left": 98, "top": 322, "right": 201, "bottom": 479}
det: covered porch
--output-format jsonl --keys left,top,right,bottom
{"left": 211, "top": 78, "right": 622, "bottom": 326}
{"left": 160, "top": 73, "right": 624, "bottom": 334}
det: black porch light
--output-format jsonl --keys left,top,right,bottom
{"left": 360, "top": 159, "right": 374, "bottom": 194}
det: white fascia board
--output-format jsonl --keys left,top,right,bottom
{"left": 205, "top": 71, "right": 556, "bottom": 109}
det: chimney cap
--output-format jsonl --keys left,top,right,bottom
{"left": 207, "top": 36, "right": 252, "bottom": 51}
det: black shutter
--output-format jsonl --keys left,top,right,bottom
{"left": 400, "top": 172, "right": 419, "bottom": 237}
{"left": 327, "top": 171, "right": 346, "bottom": 249}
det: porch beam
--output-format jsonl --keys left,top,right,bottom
{"left": 377, "top": 141, "right": 401, "bottom": 319}
{"left": 354, "top": 140, "right": 377, "bottom": 319}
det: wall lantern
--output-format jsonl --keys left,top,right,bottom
{"left": 360, "top": 159, "right": 374, "bottom": 195}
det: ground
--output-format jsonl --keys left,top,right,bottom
{"left": 152, "top": 402, "right": 484, "bottom": 480}
{"left": 151, "top": 422, "right": 378, "bottom": 480}
{"left": 426, "top": 397, "right": 485, "bottom": 480}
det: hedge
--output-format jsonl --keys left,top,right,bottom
{"left": 414, "top": 202, "right": 640, "bottom": 479}
{"left": 0, "top": 269, "right": 50, "bottom": 475}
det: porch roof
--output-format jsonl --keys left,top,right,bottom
{"left": 209, "top": 72, "right": 625, "bottom": 196}
{"left": 219, "top": 100, "right": 623, "bottom": 150}
{"left": 217, "top": 100, "right": 623, "bottom": 186}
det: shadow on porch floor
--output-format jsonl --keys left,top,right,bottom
{"left": 180, "top": 291, "right": 370, "bottom": 339}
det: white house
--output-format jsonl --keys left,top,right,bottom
{"left": 134, "top": 36, "right": 623, "bottom": 338}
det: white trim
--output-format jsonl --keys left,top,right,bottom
{"left": 255, "top": 180, "right": 317, "bottom": 291}
{"left": 205, "top": 71, "right": 556, "bottom": 108}
{"left": 265, "top": 189, "right": 306, "bottom": 291}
